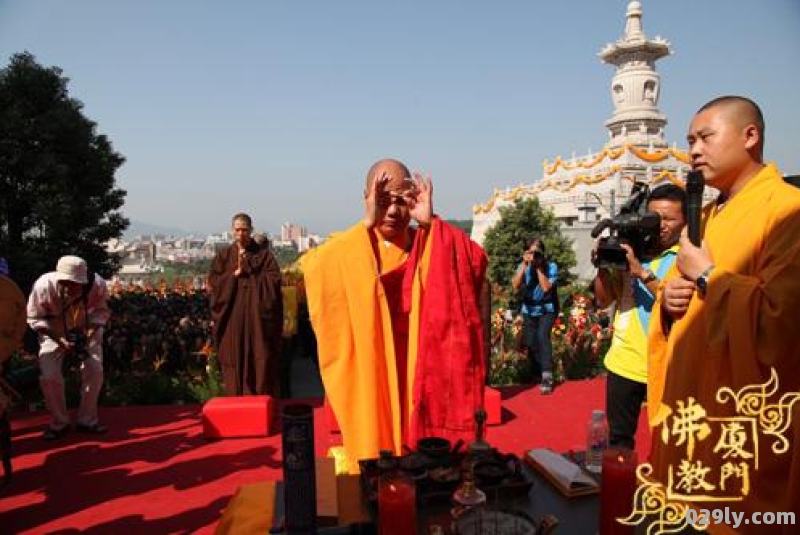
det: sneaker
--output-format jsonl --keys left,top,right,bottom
{"left": 539, "top": 379, "right": 554, "bottom": 395}
{"left": 75, "top": 422, "right": 108, "bottom": 434}
{"left": 42, "top": 425, "right": 70, "bottom": 441}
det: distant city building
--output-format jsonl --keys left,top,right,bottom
{"left": 296, "top": 235, "right": 321, "bottom": 253}
{"left": 206, "top": 231, "right": 233, "bottom": 245}
{"left": 115, "top": 248, "right": 164, "bottom": 283}
{"left": 281, "top": 222, "right": 307, "bottom": 242}
{"left": 106, "top": 221, "right": 323, "bottom": 280}
{"left": 471, "top": 0, "right": 712, "bottom": 281}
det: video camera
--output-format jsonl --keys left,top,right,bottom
{"left": 522, "top": 248, "right": 545, "bottom": 266}
{"left": 590, "top": 181, "right": 661, "bottom": 270}
{"left": 65, "top": 329, "right": 90, "bottom": 362}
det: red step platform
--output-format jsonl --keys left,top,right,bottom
{"left": 202, "top": 395, "right": 275, "bottom": 438}
{"left": 326, "top": 386, "right": 502, "bottom": 434}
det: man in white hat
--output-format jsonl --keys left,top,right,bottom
{"left": 27, "top": 255, "right": 111, "bottom": 440}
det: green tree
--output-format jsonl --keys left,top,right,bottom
{"left": 273, "top": 245, "right": 300, "bottom": 268}
{"left": 444, "top": 219, "right": 473, "bottom": 235}
{"left": 0, "top": 52, "right": 128, "bottom": 291}
{"left": 161, "top": 259, "right": 212, "bottom": 281}
{"left": 483, "top": 197, "right": 576, "bottom": 289}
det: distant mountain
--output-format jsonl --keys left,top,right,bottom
{"left": 124, "top": 220, "right": 199, "bottom": 239}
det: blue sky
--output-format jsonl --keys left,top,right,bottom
{"left": 2, "top": 0, "right": 799, "bottom": 236}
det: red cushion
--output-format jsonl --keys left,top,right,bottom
{"left": 485, "top": 386, "right": 501, "bottom": 426}
{"left": 202, "top": 395, "right": 274, "bottom": 438}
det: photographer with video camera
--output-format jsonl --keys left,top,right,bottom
{"left": 512, "top": 237, "right": 559, "bottom": 395}
{"left": 27, "top": 255, "right": 111, "bottom": 441}
{"left": 592, "top": 184, "right": 686, "bottom": 450}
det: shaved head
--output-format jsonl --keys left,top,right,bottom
{"left": 697, "top": 96, "right": 765, "bottom": 157}
{"left": 688, "top": 95, "right": 767, "bottom": 197}
{"left": 365, "top": 158, "right": 412, "bottom": 192}
{"left": 363, "top": 158, "right": 415, "bottom": 242}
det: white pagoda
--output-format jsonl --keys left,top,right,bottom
{"left": 471, "top": 1, "right": 694, "bottom": 280}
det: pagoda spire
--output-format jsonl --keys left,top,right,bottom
{"left": 623, "top": 0, "right": 645, "bottom": 41}
{"left": 599, "top": 1, "right": 671, "bottom": 149}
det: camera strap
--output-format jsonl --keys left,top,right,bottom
{"left": 60, "top": 283, "right": 90, "bottom": 334}
{"left": 59, "top": 286, "right": 92, "bottom": 370}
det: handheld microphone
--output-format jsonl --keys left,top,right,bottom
{"left": 685, "top": 170, "right": 705, "bottom": 246}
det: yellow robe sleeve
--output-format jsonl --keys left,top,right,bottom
{"left": 300, "top": 223, "right": 432, "bottom": 472}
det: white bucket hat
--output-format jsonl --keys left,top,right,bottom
{"left": 55, "top": 255, "right": 88, "bottom": 284}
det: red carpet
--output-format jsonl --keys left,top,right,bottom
{"left": 0, "top": 376, "right": 650, "bottom": 534}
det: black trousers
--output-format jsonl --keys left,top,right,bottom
{"left": 606, "top": 370, "right": 647, "bottom": 450}
{"left": 523, "top": 311, "right": 556, "bottom": 376}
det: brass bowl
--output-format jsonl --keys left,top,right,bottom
{"left": 416, "top": 436, "right": 451, "bottom": 458}
{"left": 474, "top": 460, "right": 511, "bottom": 486}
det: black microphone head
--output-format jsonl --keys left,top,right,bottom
{"left": 686, "top": 170, "right": 704, "bottom": 246}
{"left": 686, "top": 170, "right": 705, "bottom": 194}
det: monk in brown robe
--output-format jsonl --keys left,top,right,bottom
{"left": 208, "top": 213, "right": 283, "bottom": 396}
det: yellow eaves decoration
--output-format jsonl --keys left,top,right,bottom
{"left": 473, "top": 166, "right": 687, "bottom": 215}
{"left": 542, "top": 144, "right": 689, "bottom": 175}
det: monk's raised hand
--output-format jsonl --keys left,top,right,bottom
{"left": 235, "top": 247, "right": 246, "bottom": 277}
{"left": 409, "top": 172, "right": 433, "bottom": 229}
{"left": 363, "top": 171, "right": 389, "bottom": 229}
{"left": 662, "top": 277, "right": 695, "bottom": 319}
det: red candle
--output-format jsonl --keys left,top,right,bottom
{"left": 599, "top": 448, "right": 638, "bottom": 535}
{"left": 378, "top": 474, "right": 417, "bottom": 535}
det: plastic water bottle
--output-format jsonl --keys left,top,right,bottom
{"left": 585, "top": 409, "right": 609, "bottom": 473}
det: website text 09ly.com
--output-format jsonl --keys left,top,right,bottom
{"left": 686, "top": 508, "right": 796, "bottom": 530}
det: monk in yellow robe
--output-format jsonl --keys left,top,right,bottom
{"left": 301, "top": 158, "right": 489, "bottom": 472}
{"left": 648, "top": 96, "right": 800, "bottom": 534}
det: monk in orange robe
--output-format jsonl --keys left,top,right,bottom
{"left": 301, "top": 158, "right": 489, "bottom": 472}
{"left": 648, "top": 97, "right": 800, "bottom": 534}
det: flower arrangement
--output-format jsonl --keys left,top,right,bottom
{"left": 552, "top": 292, "right": 613, "bottom": 381}
{"left": 488, "top": 305, "right": 529, "bottom": 386}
